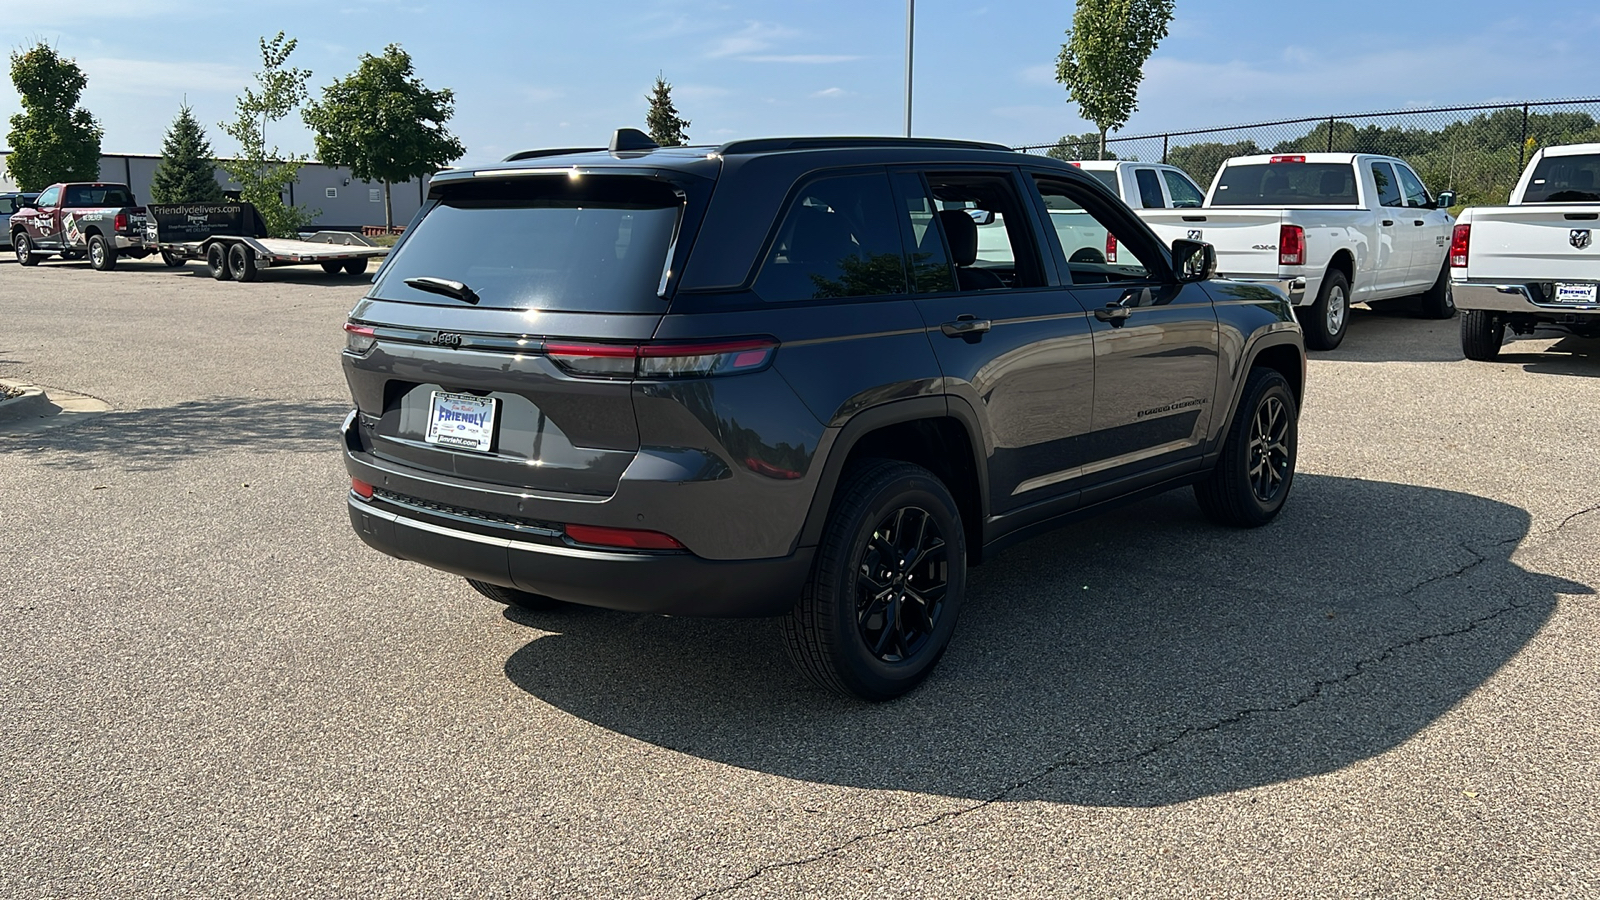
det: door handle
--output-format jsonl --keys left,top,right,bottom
{"left": 1381, "top": 219, "right": 1395, "bottom": 226}
{"left": 1094, "top": 304, "right": 1132, "bottom": 326}
{"left": 940, "top": 316, "right": 992, "bottom": 338}
{"left": 1413, "top": 220, "right": 1425, "bottom": 226}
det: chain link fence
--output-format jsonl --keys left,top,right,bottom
{"left": 1014, "top": 99, "right": 1600, "bottom": 207}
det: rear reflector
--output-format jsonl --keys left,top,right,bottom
{"left": 1270, "top": 155, "right": 1307, "bottom": 164}
{"left": 1450, "top": 224, "right": 1471, "bottom": 268}
{"left": 1279, "top": 224, "right": 1305, "bottom": 266}
{"left": 565, "top": 523, "right": 685, "bottom": 550}
{"left": 546, "top": 338, "right": 777, "bottom": 380}
{"left": 351, "top": 478, "right": 374, "bottom": 499}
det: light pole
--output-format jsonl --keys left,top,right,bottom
{"left": 904, "top": 0, "right": 914, "bottom": 137}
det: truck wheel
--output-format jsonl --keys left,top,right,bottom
{"left": 160, "top": 250, "right": 186, "bottom": 268}
{"left": 59, "top": 250, "right": 84, "bottom": 261}
{"left": 781, "top": 459, "right": 967, "bottom": 701}
{"left": 206, "top": 243, "right": 231, "bottom": 280}
{"left": 1419, "top": 260, "right": 1455, "bottom": 319}
{"left": 1194, "top": 367, "right": 1298, "bottom": 528}
{"left": 228, "top": 243, "right": 257, "bottom": 282}
{"left": 14, "top": 233, "right": 40, "bottom": 266}
{"left": 343, "top": 257, "right": 368, "bottom": 276}
{"left": 320, "top": 261, "right": 343, "bottom": 275}
{"left": 1461, "top": 310, "right": 1505, "bottom": 361}
{"left": 1301, "top": 270, "right": 1350, "bottom": 351}
{"left": 465, "top": 579, "right": 564, "bottom": 611}
{"left": 87, "top": 234, "right": 118, "bottom": 271}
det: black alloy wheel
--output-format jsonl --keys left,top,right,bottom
{"left": 1246, "top": 392, "right": 1292, "bottom": 505}
{"left": 207, "top": 242, "right": 230, "bottom": 280}
{"left": 783, "top": 459, "right": 967, "bottom": 701}
{"left": 855, "top": 505, "right": 949, "bottom": 663}
{"left": 1194, "top": 367, "right": 1298, "bottom": 528}
{"left": 228, "top": 243, "right": 257, "bottom": 282}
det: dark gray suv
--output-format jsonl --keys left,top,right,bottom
{"left": 341, "top": 130, "right": 1305, "bottom": 700}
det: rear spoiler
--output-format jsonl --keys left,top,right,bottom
{"left": 146, "top": 203, "right": 270, "bottom": 242}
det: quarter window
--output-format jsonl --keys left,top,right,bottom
{"left": 753, "top": 172, "right": 907, "bottom": 302}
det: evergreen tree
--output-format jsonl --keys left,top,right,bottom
{"left": 645, "top": 74, "right": 690, "bottom": 147}
{"left": 5, "top": 44, "right": 102, "bottom": 190}
{"left": 150, "top": 104, "right": 225, "bottom": 204}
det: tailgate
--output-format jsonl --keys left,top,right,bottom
{"left": 1464, "top": 205, "right": 1600, "bottom": 282}
{"left": 1142, "top": 208, "right": 1287, "bottom": 276}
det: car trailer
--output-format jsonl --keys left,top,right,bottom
{"left": 145, "top": 203, "right": 389, "bottom": 282}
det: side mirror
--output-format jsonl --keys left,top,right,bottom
{"left": 1171, "top": 238, "right": 1216, "bottom": 283}
{"left": 1435, "top": 190, "right": 1456, "bottom": 209}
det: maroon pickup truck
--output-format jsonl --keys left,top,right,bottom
{"left": 8, "top": 182, "right": 166, "bottom": 271}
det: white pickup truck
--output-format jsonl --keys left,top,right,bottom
{"left": 1450, "top": 142, "right": 1600, "bottom": 360}
{"left": 1072, "top": 160, "right": 1208, "bottom": 211}
{"left": 1142, "top": 153, "right": 1457, "bottom": 349}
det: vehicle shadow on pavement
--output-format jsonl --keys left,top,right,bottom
{"left": 501, "top": 474, "right": 1588, "bottom": 806}
{"left": 1319, "top": 307, "right": 1468, "bottom": 364}
{"left": 0, "top": 397, "right": 349, "bottom": 470}
{"left": 1507, "top": 336, "right": 1600, "bottom": 378}
{"left": 8, "top": 257, "right": 374, "bottom": 288}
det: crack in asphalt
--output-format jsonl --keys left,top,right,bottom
{"left": 1556, "top": 501, "right": 1600, "bottom": 533}
{"left": 692, "top": 543, "right": 1535, "bottom": 899}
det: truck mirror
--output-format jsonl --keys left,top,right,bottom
{"left": 1435, "top": 191, "right": 1456, "bottom": 210}
{"left": 1171, "top": 238, "right": 1216, "bottom": 283}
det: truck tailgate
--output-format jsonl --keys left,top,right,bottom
{"left": 1140, "top": 208, "right": 1287, "bottom": 276}
{"left": 1464, "top": 205, "right": 1600, "bottom": 282}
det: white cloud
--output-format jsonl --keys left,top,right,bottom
{"left": 1019, "top": 64, "right": 1056, "bottom": 86}
{"left": 811, "top": 87, "right": 848, "bottom": 99}
{"left": 741, "top": 54, "right": 861, "bottom": 64}
{"left": 77, "top": 57, "right": 249, "bottom": 99}
{"left": 705, "top": 22, "right": 797, "bottom": 58}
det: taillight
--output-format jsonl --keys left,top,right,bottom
{"left": 350, "top": 478, "right": 374, "bottom": 500}
{"left": 545, "top": 338, "right": 777, "bottom": 380}
{"left": 1105, "top": 232, "right": 1118, "bottom": 264}
{"left": 113, "top": 213, "right": 129, "bottom": 231}
{"left": 1270, "top": 155, "right": 1306, "bottom": 164}
{"left": 1279, "top": 224, "right": 1305, "bottom": 266}
{"left": 565, "top": 523, "right": 684, "bottom": 550}
{"left": 1450, "top": 224, "right": 1471, "bottom": 268}
{"left": 344, "top": 322, "right": 377, "bottom": 353}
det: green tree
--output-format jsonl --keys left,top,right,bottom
{"left": 1164, "top": 138, "right": 1261, "bottom": 190}
{"left": 645, "top": 74, "right": 690, "bottom": 147}
{"left": 149, "top": 104, "right": 225, "bottom": 204}
{"left": 1055, "top": 0, "right": 1176, "bottom": 160}
{"left": 1047, "top": 130, "right": 1122, "bottom": 162}
{"left": 302, "top": 44, "right": 464, "bottom": 230}
{"left": 219, "top": 33, "right": 316, "bottom": 238}
{"left": 5, "top": 44, "right": 103, "bottom": 191}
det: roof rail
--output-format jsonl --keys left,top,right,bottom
{"left": 501, "top": 147, "right": 604, "bottom": 162}
{"left": 716, "top": 136, "right": 1011, "bottom": 156}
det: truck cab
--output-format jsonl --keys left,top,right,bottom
{"left": 9, "top": 182, "right": 151, "bottom": 270}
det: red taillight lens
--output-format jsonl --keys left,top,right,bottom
{"left": 565, "top": 523, "right": 684, "bottom": 550}
{"left": 344, "top": 322, "right": 377, "bottom": 353}
{"left": 1450, "top": 224, "right": 1471, "bottom": 268}
{"left": 1279, "top": 224, "right": 1305, "bottom": 266}
{"left": 1104, "top": 232, "right": 1118, "bottom": 264}
{"left": 351, "top": 478, "right": 374, "bottom": 499}
{"left": 1270, "top": 155, "right": 1306, "bottom": 164}
{"left": 113, "top": 213, "right": 128, "bottom": 231}
{"left": 545, "top": 339, "right": 778, "bottom": 380}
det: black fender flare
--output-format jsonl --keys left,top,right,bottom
{"left": 795, "top": 394, "right": 990, "bottom": 551}
{"left": 1208, "top": 328, "right": 1305, "bottom": 461}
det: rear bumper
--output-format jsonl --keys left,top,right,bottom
{"left": 1223, "top": 275, "right": 1307, "bottom": 305}
{"left": 1453, "top": 281, "right": 1600, "bottom": 316}
{"left": 347, "top": 494, "right": 811, "bottom": 616}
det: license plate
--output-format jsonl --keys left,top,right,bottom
{"left": 424, "top": 391, "right": 497, "bottom": 452}
{"left": 1554, "top": 283, "right": 1598, "bottom": 303}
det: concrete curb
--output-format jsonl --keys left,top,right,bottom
{"left": 0, "top": 380, "right": 112, "bottom": 431}
{"left": 0, "top": 384, "right": 51, "bottom": 423}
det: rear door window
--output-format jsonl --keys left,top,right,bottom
{"left": 1134, "top": 168, "right": 1165, "bottom": 208}
{"left": 371, "top": 175, "right": 685, "bottom": 312}
{"left": 753, "top": 171, "right": 907, "bottom": 302}
{"left": 1371, "top": 162, "right": 1404, "bottom": 207}
{"left": 1212, "top": 163, "right": 1359, "bottom": 205}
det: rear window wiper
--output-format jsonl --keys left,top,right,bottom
{"left": 404, "top": 276, "right": 480, "bottom": 305}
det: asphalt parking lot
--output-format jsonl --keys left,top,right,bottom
{"left": 2, "top": 257, "right": 1597, "bottom": 898}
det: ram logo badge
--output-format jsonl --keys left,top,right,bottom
{"left": 1187, "top": 229, "right": 1203, "bottom": 241}
{"left": 1572, "top": 229, "right": 1592, "bottom": 250}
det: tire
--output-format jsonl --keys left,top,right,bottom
{"left": 59, "top": 250, "right": 84, "bottom": 261}
{"left": 1418, "top": 260, "right": 1455, "bottom": 319}
{"left": 206, "top": 243, "right": 231, "bottom": 280}
{"left": 781, "top": 459, "right": 967, "bottom": 701}
{"left": 320, "top": 261, "right": 343, "bottom": 275}
{"left": 465, "top": 579, "right": 564, "bottom": 611}
{"left": 1301, "top": 269, "right": 1350, "bottom": 351}
{"left": 87, "top": 234, "right": 118, "bottom": 271}
{"left": 1460, "top": 309, "right": 1505, "bottom": 361}
{"left": 160, "top": 249, "right": 186, "bottom": 268}
{"left": 1194, "top": 367, "right": 1298, "bottom": 528}
{"left": 228, "top": 243, "right": 257, "bottom": 282}
{"left": 14, "top": 233, "right": 40, "bottom": 266}
{"left": 343, "top": 257, "right": 368, "bottom": 276}
{"left": 1068, "top": 247, "right": 1106, "bottom": 264}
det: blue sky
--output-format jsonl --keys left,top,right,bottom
{"left": 4, "top": 0, "right": 1599, "bottom": 167}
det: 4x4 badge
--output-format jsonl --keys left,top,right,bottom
{"left": 1572, "top": 229, "right": 1592, "bottom": 250}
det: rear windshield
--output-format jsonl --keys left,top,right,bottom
{"left": 64, "top": 185, "right": 134, "bottom": 207}
{"left": 371, "top": 176, "right": 683, "bottom": 312}
{"left": 1211, "top": 163, "right": 1358, "bottom": 206}
{"left": 1521, "top": 153, "right": 1600, "bottom": 203}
